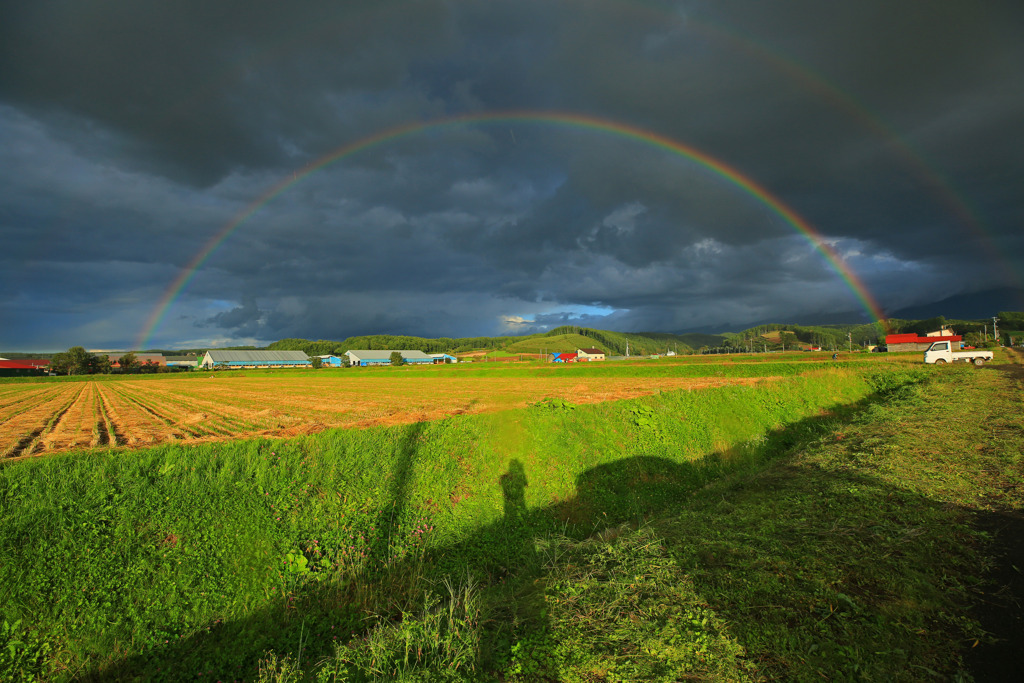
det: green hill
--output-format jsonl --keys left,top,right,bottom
{"left": 674, "top": 333, "right": 728, "bottom": 349}
{"left": 505, "top": 334, "right": 604, "bottom": 355}
{"left": 540, "top": 327, "right": 692, "bottom": 356}
{"left": 267, "top": 327, "right": 695, "bottom": 358}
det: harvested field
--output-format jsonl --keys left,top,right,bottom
{"left": 0, "top": 373, "right": 777, "bottom": 458}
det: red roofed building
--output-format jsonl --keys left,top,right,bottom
{"left": 553, "top": 352, "right": 578, "bottom": 363}
{"left": 885, "top": 333, "right": 962, "bottom": 353}
{"left": 0, "top": 359, "right": 50, "bottom": 376}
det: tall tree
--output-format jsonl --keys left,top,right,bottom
{"left": 50, "top": 351, "right": 70, "bottom": 375}
{"left": 65, "top": 346, "right": 93, "bottom": 374}
{"left": 90, "top": 354, "right": 112, "bottom": 374}
{"left": 118, "top": 352, "right": 138, "bottom": 373}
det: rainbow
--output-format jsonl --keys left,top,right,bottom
{"left": 135, "top": 111, "right": 888, "bottom": 349}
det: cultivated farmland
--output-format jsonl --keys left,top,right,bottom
{"left": 0, "top": 369, "right": 780, "bottom": 459}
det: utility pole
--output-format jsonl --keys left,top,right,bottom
{"left": 848, "top": 332, "right": 852, "bottom": 353}
{"left": 993, "top": 316, "right": 1000, "bottom": 345}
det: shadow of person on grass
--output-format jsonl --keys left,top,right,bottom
{"left": 84, "top": 453, "right": 726, "bottom": 681}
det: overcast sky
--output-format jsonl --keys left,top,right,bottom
{"left": 2, "top": 0, "right": 1022, "bottom": 351}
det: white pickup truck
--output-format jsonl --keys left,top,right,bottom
{"left": 923, "top": 340, "right": 993, "bottom": 366}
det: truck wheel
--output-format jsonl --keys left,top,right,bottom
{"left": 934, "top": 358, "right": 946, "bottom": 364}
{"left": 974, "top": 358, "right": 985, "bottom": 366}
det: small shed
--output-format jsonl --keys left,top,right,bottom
{"left": 317, "top": 355, "right": 345, "bottom": 367}
{"left": 553, "top": 352, "right": 578, "bottom": 363}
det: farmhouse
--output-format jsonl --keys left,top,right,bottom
{"left": 885, "top": 332, "right": 962, "bottom": 353}
{"left": 344, "top": 350, "right": 435, "bottom": 366}
{"left": 576, "top": 347, "right": 606, "bottom": 361}
{"left": 200, "top": 350, "right": 311, "bottom": 369}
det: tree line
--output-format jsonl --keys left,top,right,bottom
{"left": 48, "top": 348, "right": 183, "bottom": 375}
{"left": 268, "top": 334, "right": 528, "bottom": 357}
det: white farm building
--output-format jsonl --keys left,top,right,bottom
{"left": 200, "top": 350, "right": 311, "bottom": 369}
{"left": 344, "top": 350, "right": 450, "bottom": 366}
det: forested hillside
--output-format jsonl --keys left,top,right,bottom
{"left": 266, "top": 328, "right": 693, "bottom": 357}
{"left": 260, "top": 313, "right": 1023, "bottom": 358}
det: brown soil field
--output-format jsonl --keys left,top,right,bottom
{"left": 0, "top": 374, "right": 776, "bottom": 458}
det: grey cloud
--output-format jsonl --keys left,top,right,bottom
{"left": 1, "top": 0, "right": 1021, "bottom": 350}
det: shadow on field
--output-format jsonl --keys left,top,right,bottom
{"left": 81, "top": 398, "right": 862, "bottom": 682}
{"left": 962, "top": 507, "right": 1024, "bottom": 682}
{"left": 962, "top": 351, "right": 1024, "bottom": 681}
{"left": 368, "top": 421, "right": 425, "bottom": 566}
{"left": 82, "top": 387, "right": 1001, "bottom": 681}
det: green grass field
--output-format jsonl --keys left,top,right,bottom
{"left": 1, "top": 353, "right": 1021, "bottom": 681}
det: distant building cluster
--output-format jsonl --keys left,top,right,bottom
{"left": 2, "top": 344, "right": 618, "bottom": 376}
{"left": 551, "top": 348, "right": 607, "bottom": 363}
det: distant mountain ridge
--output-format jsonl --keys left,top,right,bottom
{"left": 887, "top": 287, "right": 1024, "bottom": 321}
{"left": 258, "top": 306, "right": 1024, "bottom": 357}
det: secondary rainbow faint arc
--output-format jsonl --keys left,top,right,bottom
{"left": 136, "top": 111, "right": 889, "bottom": 349}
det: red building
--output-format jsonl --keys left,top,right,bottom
{"left": 885, "top": 333, "right": 962, "bottom": 353}
{"left": 0, "top": 359, "right": 50, "bottom": 376}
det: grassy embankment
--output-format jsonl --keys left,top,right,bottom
{"left": 1, "top": 355, "right": 1021, "bottom": 680}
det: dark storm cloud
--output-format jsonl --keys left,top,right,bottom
{"left": 0, "top": 0, "right": 455, "bottom": 185}
{"left": 1, "top": 0, "right": 1022, "bottom": 350}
